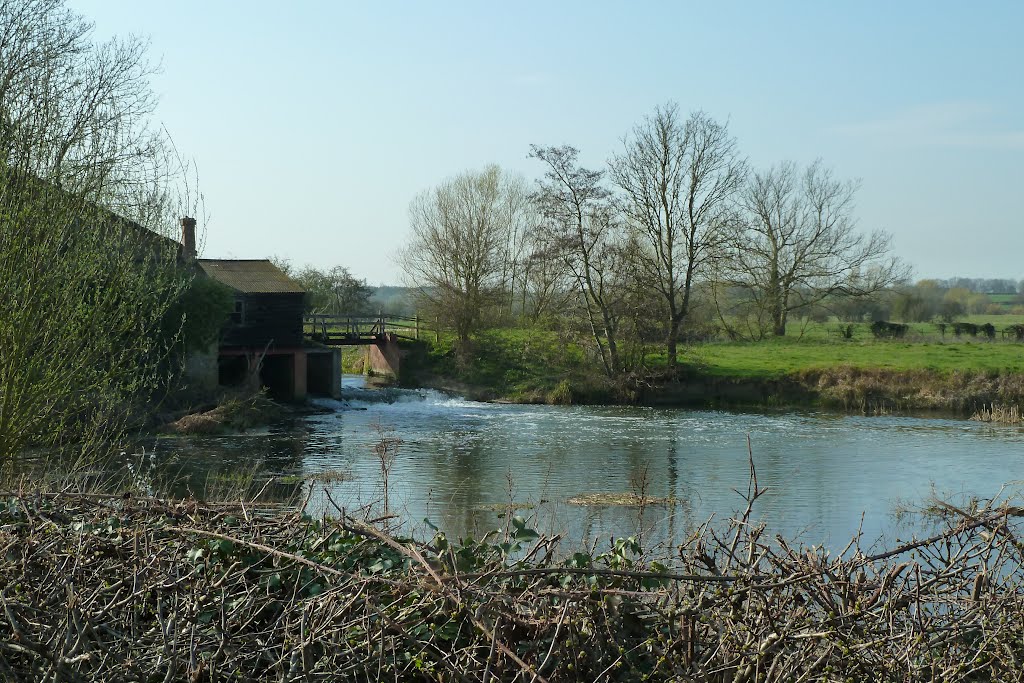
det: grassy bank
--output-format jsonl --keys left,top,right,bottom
{"left": 403, "top": 329, "right": 618, "bottom": 404}
{"left": 2, "top": 487, "right": 1022, "bottom": 680}
{"left": 402, "top": 324, "right": 1024, "bottom": 414}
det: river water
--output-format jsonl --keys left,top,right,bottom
{"left": 152, "top": 376, "right": 1024, "bottom": 552}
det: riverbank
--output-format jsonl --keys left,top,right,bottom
{"left": 158, "top": 388, "right": 328, "bottom": 435}
{"left": 2, "top": 488, "right": 1020, "bottom": 680}
{"left": 399, "top": 329, "right": 1024, "bottom": 417}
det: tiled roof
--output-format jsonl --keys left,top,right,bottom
{"left": 197, "top": 259, "right": 305, "bottom": 294}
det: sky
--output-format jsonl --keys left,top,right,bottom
{"left": 70, "top": 1, "right": 1023, "bottom": 286}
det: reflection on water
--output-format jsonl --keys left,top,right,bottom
{"left": 151, "top": 375, "right": 1024, "bottom": 550}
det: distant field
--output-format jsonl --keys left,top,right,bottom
{"left": 684, "top": 337, "right": 1024, "bottom": 379}
{"left": 632, "top": 317, "right": 1024, "bottom": 379}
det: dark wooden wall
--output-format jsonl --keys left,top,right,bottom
{"left": 221, "top": 293, "right": 305, "bottom": 348}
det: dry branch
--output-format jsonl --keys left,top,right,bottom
{"left": 0, "top": 491, "right": 1022, "bottom": 681}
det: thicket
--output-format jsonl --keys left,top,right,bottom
{"left": 0, "top": 175, "right": 187, "bottom": 471}
{"left": 0, "top": 0, "right": 202, "bottom": 472}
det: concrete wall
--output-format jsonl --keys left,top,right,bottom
{"left": 365, "top": 335, "right": 402, "bottom": 380}
{"left": 307, "top": 349, "right": 341, "bottom": 398}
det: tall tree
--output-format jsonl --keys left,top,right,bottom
{"left": 723, "top": 160, "right": 907, "bottom": 337}
{"left": 398, "top": 165, "right": 528, "bottom": 347}
{"left": 530, "top": 144, "right": 627, "bottom": 376}
{"left": 610, "top": 104, "right": 745, "bottom": 368}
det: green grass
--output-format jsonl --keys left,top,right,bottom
{"left": 411, "top": 320, "right": 1024, "bottom": 404}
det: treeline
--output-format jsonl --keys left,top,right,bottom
{"left": 932, "top": 277, "right": 1022, "bottom": 294}
{"left": 399, "top": 103, "right": 908, "bottom": 374}
{"left": 888, "top": 280, "right": 1024, "bottom": 321}
{"left": 761, "top": 279, "right": 1024, "bottom": 327}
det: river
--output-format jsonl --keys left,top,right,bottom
{"left": 152, "top": 376, "right": 1024, "bottom": 552}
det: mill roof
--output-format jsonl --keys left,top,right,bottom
{"left": 197, "top": 259, "right": 305, "bottom": 294}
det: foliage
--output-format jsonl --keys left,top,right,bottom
{"left": 160, "top": 273, "right": 235, "bottom": 352}
{"left": 418, "top": 328, "right": 612, "bottom": 403}
{"left": 0, "top": 175, "right": 186, "bottom": 471}
{"left": 530, "top": 144, "right": 629, "bottom": 377}
{"left": 0, "top": 0, "right": 180, "bottom": 224}
{"left": 719, "top": 160, "right": 907, "bottom": 337}
{"left": 369, "top": 285, "right": 418, "bottom": 316}
{"left": 611, "top": 104, "right": 745, "bottom": 364}
{"left": 398, "top": 105, "right": 906, "bottom": 363}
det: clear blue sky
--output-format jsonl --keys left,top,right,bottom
{"left": 71, "top": 1, "right": 1023, "bottom": 285}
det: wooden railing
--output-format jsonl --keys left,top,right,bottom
{"left": 303, "top": 314, "right": 428, "bottom": 345}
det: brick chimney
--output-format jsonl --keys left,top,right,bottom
{"left": 180, "top": 216, "right": 197, "bottom": 261}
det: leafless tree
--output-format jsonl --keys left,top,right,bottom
{"left": 610, "top": 104, "right": 745, "bottom": 368}
{"left": 0, "top": 0, "right": 182, "bottom": 227}
{"left": 530, "top": 145, "right": 630, "bottom": 376}
{"left": 721, "top": 160, "right": 908, "bottom": 337}
{"left": 398, "top": 165, "right": 528, "bottom": 347}
{"left": 518, "top": 228, "right": 573, "bottom": 324}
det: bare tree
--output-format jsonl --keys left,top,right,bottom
{"left": 0, "top": 0, "right": 178, "bottom": 225}
{"left": 398, "top": 165, "right": 528, "bottom": 347}
{"left": 610, "top": 104, "right": 745, "bottom": 368}
{"left": 722, "top": 160, "right": 907, "bottom": 337}
{"left": 519, "top": 222, "right": 573, "bottom": 324}
{"left": 530, "top": 145, "right": 630, "bottom": 376}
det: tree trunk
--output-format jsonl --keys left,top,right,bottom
{"left": 773, "top": 315, "right": 787, "bottom": 337}
{"left": 666, "top": 320, "right": 679, "bottom": 368}
{"left": 771, "top": 297, "right": 787, "bottom": 336}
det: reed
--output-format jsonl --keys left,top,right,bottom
{"left": 970, "top": 402, "right": 1023, "bottom": 424}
